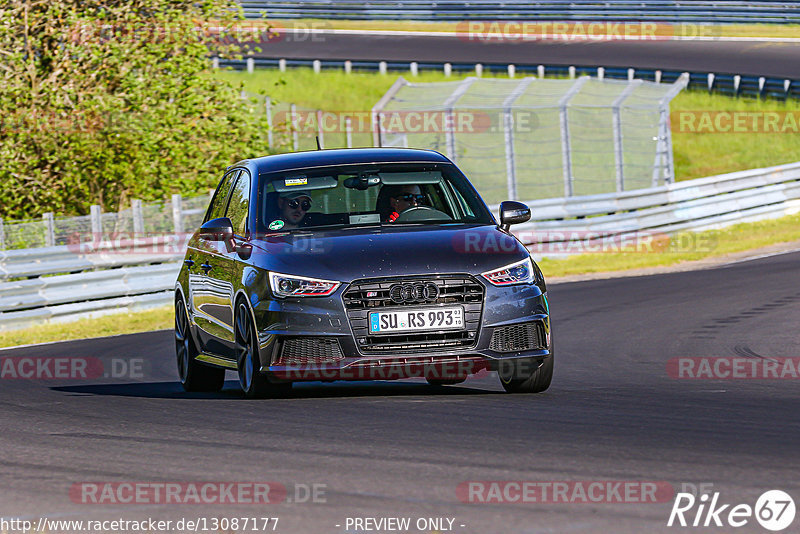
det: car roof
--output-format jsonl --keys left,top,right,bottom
{"left": 234, "top": 148, "right": 452, "bottom": 175}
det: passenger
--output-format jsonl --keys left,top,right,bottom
{"left": 377, "top": 185, "right": 426, "bottom": 222}
{"left": 276, "top": 191, "right": 312, "bottom": 229}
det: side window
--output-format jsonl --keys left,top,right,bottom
{"left": 225, "top": 171, "right": 251, "bottom": 237}
{"left": 205, "top": 170, "right": 239, "bottom": 222}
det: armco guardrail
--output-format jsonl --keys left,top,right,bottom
{"left": 241, "top": 0, "right": 800, "bottom": 23}
{"left": 219, "top": 58, "right": 800, "bottom": 101}
{"left": 1, "top": 162, "right": 799, "bottom": 330}
{"left": 502, "top": 161, "right": 800, "bottom": 257}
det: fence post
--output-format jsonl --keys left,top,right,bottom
{"left": 559, "top": 77, "right": 589, "bottom": 197}
{"left": 43, "top": 212, "right": 55, "bottom": 247}
{"left": 265, "top": 96, "right": 273, "bottom": 149}
{"left": 612, "top": 80, "right": 642, "bottom": 193}
{"left": 90, "top": 205, "right": 103, "bottom": 237}
{"left": 0, "top": 218, "right": 5, "bottom": 250}
{"left": 132, "top": 199, "right": 145, "bottom": 234}
{"left": 502, "top": 78, "right": 534, "bottom": 201}
{"left": 443, "top": 77, "right": 477, "bottom": 162}
{"left": 370, "top": 77, "right": 409, "bottom": 147}
{"left": 345, "top": 116, "right": 353, "bottom": 148}
{"left": 172, "top": 194, "right": 184, "bottom": 235}
{"left": 290, "top": 104, "right": 299, "bottom": 151}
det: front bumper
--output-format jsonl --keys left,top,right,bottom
{"left": 253, "top": 275, "right": 551, "bottom": 382}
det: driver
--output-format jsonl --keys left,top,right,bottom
{"left": 277, "top": 191, "right": 312, "bottom": 229}
{"left": 382, "top": 185, "right": 426, "bottom": 222}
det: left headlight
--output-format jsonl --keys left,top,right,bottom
{"left": 481, "top": 257, "right": 535, "bottom": 286}
{"left": 268, "top": 272, "right": 341, "bottom": 298}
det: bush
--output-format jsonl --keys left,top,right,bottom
{"left": 0, "top": 0, "right": 273, "bottom": 219}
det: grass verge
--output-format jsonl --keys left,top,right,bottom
{"left": 0, "top": 306, "right": 173, "bottom": 349}
{"left": 214, "top": 68, "right": 800, "bottom": 181}
{"left": 257, "top": 19, "right": 800, "bottom": 39}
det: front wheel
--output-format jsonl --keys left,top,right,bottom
{"left": 175, "top": 296, "right": 225, "bottom": 392}
{"left": 235, "top": 302, "right": 291, "bottom": 399}
{"left": 497, "top": 353, "right": 554, "bottom": 394}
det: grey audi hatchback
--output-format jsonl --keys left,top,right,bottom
{"left": 175, "top": 148, "right": 552, "bottom": 397}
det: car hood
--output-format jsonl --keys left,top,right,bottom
{"left": 249, "top": 224, "right": 529, "bottom": 282}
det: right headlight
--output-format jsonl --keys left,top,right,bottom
{"left": 481, "top": 257, "right": 535, "bottom": 286}
{"left": 268, "top": 272, "right": 341, "bottom": 298}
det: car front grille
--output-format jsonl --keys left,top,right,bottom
{"left": 276, "top": 337, "right": 344, "bottom": 365}
{"left": 489, "top": 321, "right": 546, "bottom": 353}
{"left": 343, "top": 275, "right": 484, "bottom": 354}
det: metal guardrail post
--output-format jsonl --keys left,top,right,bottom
{"left": 502, "top": 78, "right": 535, "bottom": 201}
{"left": 90, "top": 205, "right": 103, "bottom": 237}
{"left": 442, "top": 77, "right": 476, "bottom": 162}
{"left": 172, "top": 194, "right": 184, "bottom": 235}
{"left": 132, "top": 199, "right": 145, "bottom": 235}
{"left": 43, "top": 213, "right": 55, "bottom": 247}
{"left": 559, "top": 77, "right": 589, "bottom": 197}
{"left": 612, "top": 80, "right": 642, "bottom": 192}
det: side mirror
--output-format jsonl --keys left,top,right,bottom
{"left": 199, "top": 217, "right": 234, "bottom": 242}
{"left": 499, "top": 201, "right": 531, "bottom": 231}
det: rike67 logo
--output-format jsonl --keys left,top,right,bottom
{"left": 668, "top": 490, "right": 796, "bottom": 531}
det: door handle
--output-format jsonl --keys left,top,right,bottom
{"left": 184, "top": 259, "right": 195, "bottom": 269}
{"left": 201, "top": 262, "right": 213, "bottom": 274}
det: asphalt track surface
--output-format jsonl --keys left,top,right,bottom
{"left": 1, "top": 250, "right": 799, "bottom": 533}
{"left": 251, "top": 32, "right": 800, "bottom": 78}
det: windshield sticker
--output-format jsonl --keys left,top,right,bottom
{"left": 268, "top": 220, "right": 285, "bottom": 230}
{"left": 285, "top": 176, "right": 308, "bottom": 186}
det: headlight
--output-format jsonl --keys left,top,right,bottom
{"left": 481, "top": 257, "right": 535, "bottom": 286}
{"left": 268, "top": 272, "right": 340, "bottom": 298}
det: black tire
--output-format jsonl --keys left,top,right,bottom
{"left": 426, "top": 378, "right": 467, "bottom": 386}
{"left": 235, "top": 301, "right": 292, "bottom": 399}
{"left": 175, "top": 295, "right": 225, "bottom": 392}
{"left": 497, "top": 353, "right": 554, "bottom": 394}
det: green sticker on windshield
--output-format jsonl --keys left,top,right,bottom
{"left": 268, "top": 220, "right": 285, "bottom": 230}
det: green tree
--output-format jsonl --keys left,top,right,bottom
{"left": 0, "top": 0, "right": 272, "bottom": 218}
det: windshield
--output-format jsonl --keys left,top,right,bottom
{"left": 257, "top": 163, "right": 495, "bottom": 233}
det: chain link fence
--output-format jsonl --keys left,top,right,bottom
{"left": 372, "top": 74, "right": 688, "bottom": 205}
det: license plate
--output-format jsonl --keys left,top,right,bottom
{"left": 369, "top": 306, "right": 464, "bottom": 334}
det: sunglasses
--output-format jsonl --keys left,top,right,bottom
{"left": 396, "top": 193, "right": 426, "bottom": 203}
{"left": 287, "top": 199, "right": 312, "bottom": 211}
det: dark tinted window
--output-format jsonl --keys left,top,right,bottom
{"left": 205, "top": 170, "right": 239, "bottom": 222}
{"left": 258, "top": 163, "right": 493, "bottom": 233}
{"left": 225, "top": 171, "right": 251, "bottom": 236}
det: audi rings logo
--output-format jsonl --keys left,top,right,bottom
{"left": 389, "top": 282, "right": 439, "bottom": 304}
